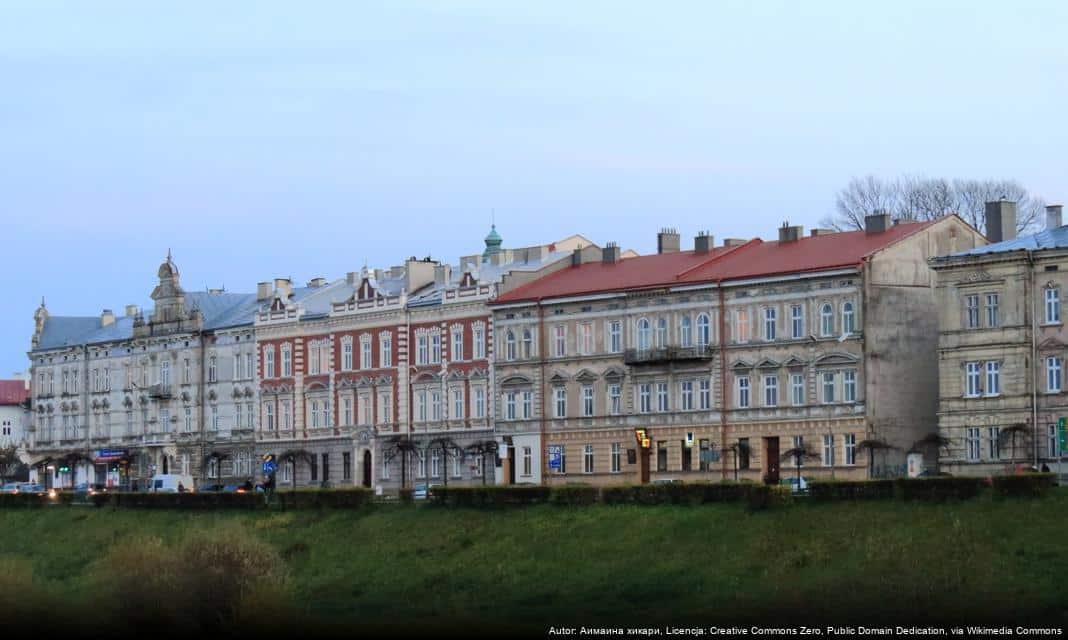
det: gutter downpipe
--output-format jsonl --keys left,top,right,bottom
{"left": 538, "top": 297, "right": 547, "bottom": 485}
{"left": 1028, "top": 250, "right": 1039, "bottom": 468}
{"left": 718, "top": 281, "right": 728, "bottom": 481}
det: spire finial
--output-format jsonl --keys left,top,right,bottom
{"left": 167, "top": 248, "right": 172, "bottom": 262}
{"left": 40, "top": 296, "right": 45, "bottom": 307}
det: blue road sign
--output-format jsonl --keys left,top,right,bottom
{"left": 263, "top": 460, "right": 277, "bottom": 475}
{"left": 548, "top": 445, "right": 562, "bottom": 470}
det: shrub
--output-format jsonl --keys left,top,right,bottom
{"left": 991, "top": 473, "right": 1056, "bottom": 498}
{"left": 276, "top": 488, "right": 371, "bottom": 510}
{"left": 428, "top": 485, "right": 550, "bottom": 508}
{"left": 399, "top": 488, "right": 414, "bottom": 504}
{"left": 0, "top": 554, "right": 51, "bottom": 621}
{"left": 549, "top": 485, "right": 599, "bottom": 506}
{"left": 744, "top": 484, "right": 771, "bottom": 512}
{"left": 809, "top": 480, "right": 896, "bottom": 501}
{"left": 895, "top": 477, "right": 984, "bottom": 501}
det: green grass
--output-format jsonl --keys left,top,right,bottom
{"left": 2, "top": 491, "right": 1068, "bottom": 633}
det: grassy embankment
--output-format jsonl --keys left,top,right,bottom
{"left": 1, "top": 492, "right": 1066, "bottom": 634}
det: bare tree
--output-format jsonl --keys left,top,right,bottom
{"left": 779, "top": 443, "right": 819, "bottom": 486}
{"left": 823, "top": 175, "right": 898, "bottom": 231}
{"left": 952, "top": 179, "right": 1042, "bottom": 235}
{"left": 0, "top": 446, "right": 27, "bottom": 482}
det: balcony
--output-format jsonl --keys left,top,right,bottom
{"left": 147, "top": 384, "right": 172, "bottom": 399}
{"left": 624, "top": 345, "right": 716, "bottom": 366}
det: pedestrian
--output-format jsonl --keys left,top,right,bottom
{"left": 1041, "top": 463, "right": 1051, "bottom": 473}
{"left": 243, "top": 477, "right": 253, "bottom": 492}
{"left": 177, "top": 481, "right": 186, "bottom": 493}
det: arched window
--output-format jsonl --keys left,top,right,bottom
{"left": 820, "top": 304, "right": 834, "bottom": 337}
{"left": 522, "top": 329, "right": 533, "bottom": 359}
{"left": 696, "top": 314, "right": 710, "bottom": 348}
{"left": 655, "top": 318, "right": 668, "bottom": 347}
{"left": 842, "top": 302, "right": 855, "bottom": 335}
{"left": 636, "top": 318, "right": 651, "bottom": 352}
{"left": 506, "top": 331, "right": 517, "bottom": 361}
{"left": 680, "top": 316, "right": 693, "bottom": 347}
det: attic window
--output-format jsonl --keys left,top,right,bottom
{"left": 1046, "top": 266, "right": 1059, "bottom": 272}
{"left": 581, "top": 306, "right": 592, "bottom": 312}
{"left": 553, "top": 309, "right": 564, "bottom": 315}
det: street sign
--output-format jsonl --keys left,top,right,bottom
{"left": 700, "top": 450, "right": 721, "bottom": 463}
{"left": 262, "top": 460, "right": 277, "bottom": 475}
{"left": 548, "top": 445, "right": 562, "bottom": 470}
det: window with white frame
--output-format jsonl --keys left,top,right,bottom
{"left": 473, "top": 324, "right": 485, "bottom": 359}
{"left": 504, "top": 392, "right": 516, "bottom": 421}
{"left": 636, "top": 318, "right": 651, "bottom": 352}
{"left": 656, "top": 382, "right": 668, "bottom": 412}
{"left": 680, "top": 316, "right": 692, "bottom": 348}
{"left": 791, "top": 373, "right": 805, "bottom": 406}
{"left": 1047, "top": 287, "right": 1061, "bottom": 324}
{"left": 281, "top": 400, "right": 291, "bottom": 430}
{"left": 579, "top": 323, "right": 594, "bottom": 355}
{"left": 233, "top": 355, "right": 242, "bottom": 381}
{"left": 380, "top": 333, "right": 393, "bottom": 367}
{"left": 735, "top": 309, "right": 750, "bottom": 343}
{"left": 521, "top": 390, "right": 533, "bottom": 419}
{"left": 359, "top": 394, "right": 371, "bottom": 425}
{"left": 822, "top": 434, "right": 835, "bottom": 466}
{"left": 246, "top": 353, "right": 253, "bottom": 379}
{"left": 264, "top": 347, "right": 275, "bottom": 378}
{"left": 820, "top": 303, "right": 834, "bottom": 337}
{"left": 417, "top": 452, "right": 427, "bottom": 478}
{"left": 985, "top": 361, "right": 1001, "bottom": 396}
{"left": 655, "top": 318, "right": 668, "bottom": 347}
{"left": 607, "top": 320, "right": 622, "bottom": 353}
{"left": 987, "top": 426, "right": 1001, "bottom": 460}
{"left": 453, "top": 388, "right": 464, "bottom": 420}
{"left": 281, "top": 345, "right": 292, "bottom": 376}
{"left": 522, "top": 446, "right": 532, "bottom": 476}
{"left": 699, "top": 378, "right": 711, "bottom": 410}
{"left": 505, "top": 331, "right": 516, "bottom": 361}
{"left": 417, "top": 333, "right": 429, "bottom": 365}
{"left": 985, "top": 293, "right": 999, "bottom": 328}
{"left": 965, "top": 427, "right": 981, "bottom": 461}
{"left": 763, "top": 375, "right": 778, "bottom": 407}
{"left": 156, "top": 361, "right": 167, "bottom": 386}
{"left": 1048, "top": 356, "right": 1062, "bottom": 392}
{"left": 553, "top": 387, "right": 567, "bottom": 418}
{"left": 611, "top": 442, "right": 621, "bottom": 473}
{"left": 380, "top": 457, "right": 389, "bottom": 480}
{"left": 697, "top": 313, "right": 711, "bottom": 347}
{"left": 583, "top": 444, "right": 594, "bottom": 474}
{"left": 430, "top": 332, "right": 441, "bottom": 364}
{"left": 965, "top": 362, "right": 981, "bottom": 397}
{"left": 343, "top": 397, "right": 353, "bottom": 425}
{"left": 844, "top": 433, "right": 856, "bottom": 465}
{"left": 639, "top": 383, "right": 652, "bottom": 413}
{"left": 522, "top": 329, "right": 534, "bottom": 359}
{"left": 416, "top": 390, "right": 427, "bottom": 422}
{"left": 581, "top": 385, "right": 594, "bottom": 417}
{"left": 379, "top": 391, "right": 392, "bottom": 424}
{"left": 791, "top": 435, "right": 805, "bottom": 467}
{"left": 843, "top": 370, "right": 857, "bottom": 402}
{"left": 822, "top": 372, "right": 836, "bottom": 403}
{"left": 965, "top": 294, "right": 980, "bottom": 329}
{"left": 341, "top": 339, "right": 353, "bottom": 371}
{"left": 553, "top": 326, "right": 566, "bottom": 357}
{"left": 736, "top": 376, "right": 750, "bottom": 408}
{"left": 264, "top": 403, "right": 274, "bottom": 431}
{"left": 452, "top": 327, "right": 464, "bottom": 362}
{"left": 310, "top": 400, "right": 321, "bottom": 427}
{"left": 208, "top": 356, "right": 217, "bottom": 383}
{"left": 608, "top": 383, "right": 622, "bottom": 415}
{"left": 842, "top": 301, "right": 855, "bottom": 335}
{"left": 764, "top": 308, "right": 776, "bottom": 341}
{"left": 452, "top": 448, "right": 462, "bottom": 478}
{"left": 474, "top": 387, "right": 485, "bottom": 419}
{"left": 680, "top": 380, "right": 694, "bottom": 410}
{"left": 361, "top": 336, "right": 372, "bottom": 369}
{"left": 184, "top": 407, "right": 193, "bottom": 432}
{"left": 431, "top": 449, "right": 441, "bottom": 477}
{"left": 791, "top": 304, "right": 804, "bottom": 339}
{"left": 211, "top": 405, "right": 219, "bottom": 430}
{"left": 430, "top": 390, "right": 441, "bottom": 421}
{"left": 246, "top": 402, "right": 254, "bottom": 428}
{"left": 1049, "top": 424, "right": 1061, "bottom": 458}
{"left": 308, "top": 343, "right": 321, "bottom": 375}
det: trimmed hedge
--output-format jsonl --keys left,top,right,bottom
{"left": 744, "top": 485, "right": 771, "bottom": 512}
{"left": 991, "top": 473, "right": 1057, "bottom": 498}
{"left": 549, "top": 485, "right": 600, "bottom": 506}
{"left": 809, "top": 480, "right": 896, "bottom": 501}
{"left": 600, "top": 482, "right": 750, "bottom": 506}
{"left": 895, "top": 477, "right": 985, "bottom": 502}
{"left": 428, "top": 485, "right": 551, "bottom": 508}
{"left": 274, "top": 489, "right": 372, "bottom": 510}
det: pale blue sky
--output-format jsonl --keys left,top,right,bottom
{"left": 2, "top": 1, "right": 1066, "bottom": 374}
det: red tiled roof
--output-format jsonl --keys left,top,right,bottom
{"left": 493, "top": 221, "right": 937, "bottom": 304}
{"left": 0, "top": 380, "right": 29, "bottom": 406}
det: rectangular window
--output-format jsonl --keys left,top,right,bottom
{"left": 639, "top": 384, "right": 652, "bottom": 413}
{"left": 308, "top": 344, "right": 320, "bottom": 375}
{"left": 417, "top": 335, "right": 428, "bottom": 365}
{"left": 581, "top": 385, "right": 594, "bottom": 417}
{"left": 452, "top": 329, "right": 464, "bottom": 362}
{"left": 211, "top": 406, "right": 219, "bottom": 430}
{"left": 430, "top": 391, "right": 441, "bottom": 421}
{"left": 791, "top": 374, "right": 805, "bottom": 406}
{"left": 656, "top": 382, "right": 668, "bottom": 412}
{"left": 987, "top": 426, "right": 1001, "bottom": 460}
{"left": 823, "top": 434, "right": 835, "bottom": 466}
{"left": 578, "top": 323, "right": 594, "bottom": 355}
{"left": 553, "top": 326, "right": 566, "bottom": 357}
{"left": 281, "top": 347, "right": 292, "bottom": 377}
{"left": 1049, "top": 356, "right": 1062, "bottom": 392}
{"left": 735, "top": 309, "right": 750, "bottom": 343}
{"left": 361, "top": 339, "right": 372, "bottom": 370}
{"left": 985, "top": 293, "right": 999, "bottom": 328}
{"left": 1049, "top": 424, "right": 1061, "bottom": 459}
{"left": 609, "top": 384, "right": 622, "bottom": 415}
{"left": 431, "top": 450, "right": 441, "bottom": 477}
{"left": 554, "top": 387, "right": 567, "bottom": 418}
{"left": 985, "top": 361, "right": 1000, "bottom": 396}
{"left": 504, "top": 392, "right": 516, "bottom": 421}
{"left": 608, "top": 320, "right": 622, "bottom": 353}
{"left": 343, "top": 397, "right": 353, "bottom": 426}
{"left": 611, "top": 443, "right": 621, "bottom": 473}
{"left": 844, "top": 434, "right": 856, "bottom": 465}
{"left": 791, "top": 304, "right": 804, "bottom": 339}
{"left": 583, "top": 444, "right": 594, "bottom": 474}
{"left": 656, "top": 441, "right": 667, "bottom": 472}
{"left": 416, "top": 390, "right": 427, "bottom": 422}
{"left": 473, "top": 326, "right": 485, "bottom": 359}
{"left": 965, "top": 362, "right": 981, "bottom": 397}
{"left": 966, "top": 427, "right": 981, "bottom": 461}
{"left": 430, "top": 333, "right": 441, "bottom": 364}
{"left": 381, "top": 335, "right": 393, "bottom": 367}
{"left": 522, "top": 447, "right": 532, "bottom": 476}
{"left": 699, "top": 379, "right": 711, "bottom": 410}
{"left": 343, "top": 452, "right": 351, "bottom": 481}
{"left": 965, "top": 294, "right": 980, "bottom": 329}
{"left": 763, "top": 375, "right": 778, "bottom": 407}
{"left": 246, "top": 353, "right": 253, "bottom": 379}
{"left": 452, "top": 449, "right": 462, "bottom": 478}
{"left": 1047, "top": 288, "right": 1061, "bottom": 324}
{"left": 281, "top": 400, "right": 291, "bottom": 430}
{"left": 453, "top": 389, "right": 464, "bottom": 420}
{"left": 737, "top": 376, "right": 750, "bottom": 408}
{"left": 699, "top": 439, "right": 710, "bottom": 472}
{"left": 379, "top": 392, "right": 391, "bottom": 424}
{"left": 822, "top": 372, "right": 836, "bottom": 404}
{"left": 474, "top": 387, "right": 485, "bottom": 418}
{"left": 680, "top": 380, "right": 694, "bottom": 411}
{"left": 791, "top": 435, "right": 805, "bottom": 468}
{"left": 681, "top": 440, "right": 692, "bottom": 471}
{"left": 521, "top": 391, "right": 533, "bottom": 419}
{"left": 738, "top": 437, "right": 750, "bottom": 469}
{"left": 264, "top": 403, "right": 274, "bottom": 431}
{"left": 764, "top": 307, "right": 776, "bottom": 341}
{"left": 843, "top": 370, "right": 857, "bottom": 402}
{"left": 246, "top": 402, "right": 254, "bottom": 428}
{"left": 264, "top": 348, "right": 275, "bottom": 378}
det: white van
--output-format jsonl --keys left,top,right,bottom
{"left": 150, "top": 474, "right": 195, "bottom": 493}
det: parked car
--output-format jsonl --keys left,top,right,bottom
{"left": 200, "top": 483, "right": 225, "bottom": 492}
{"left": 412, "top": 483, "right": 440, "bottom": 500}
{"left": 149, "top": 474, "right": 196, "bottom": 493}
{"left": 17, "top": 483, "right": 48, "bottom": 496}
{"left": 1, "top": 482, "right": 21, "bottom": 494}
{"left": 650, "top": 478, "right": 681, "bottom": 485}
{"left": 73, "top": 482, "right": 107, "bottom": 495}
{"left": 783, "top": 476, "right": 809, "bottom": 494}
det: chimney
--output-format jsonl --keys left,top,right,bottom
{"left": 101, "top": 309, "right": 115, "bottom": 327}
{"left": 778, "top": 222, "right": 803, "bottom": 243}
{"left": 346, "top": 272, "right": 357, "bottom": 285}
{"left": 306, "top": 277, "right": 326, "bottom": 288}
{"left": 124, "top": 304, "right": 138, "bottom": 317}
{"left": 657, "top": 228, "right": 680, "bottom": 254}
{"left": 602, "top": 242, "right": 621, "bottom": 264}
{"left": 810, "top": 228, "right": 835, "bottom": 237}
{"left": 571, "top": 247, "right": 584, "bottom": 267}
{"left": 434, "top": 263, "right": 452, "bottom": 286}
{"left": 257, "top": 282, "right": 271, "bottom": 300}
{"left": 694, "top": 232, "right": 714, "bottom": 254}
{"left": 1046, "top": 204, "right": 1063, "bottom": 231}
{"left": 274, "top": 277, "right": 292, "bottom": 300}
{"left": 985, "top": 200, "right": 1017, "bottom": 243}
{"left": 723, "top": 238, "right": 748, "bottom": 247}
{"left": 865, "top": 210, "right": 893, "bottom": 234}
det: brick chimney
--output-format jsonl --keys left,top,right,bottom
{"left": 274, "top": 277, "right": 293, "bottom": 300}
{"left": 723, "top": 238, "right": 747, "bottom": 247}
{"left": 865, "top": 211, "right": 892, "bottom": 234}
{"left": 571, "top": 247, "right": 584, "bottom": 267}
{"left": 124, "top": 304, "right": 139, "bottom": 317}
{"left": 985, "top": 200, "right": 1017, "bottom": 243}
{"left": 810, "top": 228, "right": 836, "bottom": 237}
{"left": 101, "top": 309, "right": 115, "bottom": 327}
{"left": 694, "top": 232, "right": 714, "bottom": 254}
{"left": 1046, "top": 204, "right": 1063, "bottom": 231}
{"left": 657, "top": 228, "right": 680, "bottom": 254}
{"left": 602, "top": 242, "right": 621, "bottom": 264}
{"left": 778, "top": 222, "right": 802, "bottom": 243}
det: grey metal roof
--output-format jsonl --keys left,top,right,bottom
{"left": 949, "top": 226, "right": 1068, "bottom": 258}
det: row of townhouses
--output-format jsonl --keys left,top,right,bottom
{"left": 22, "top": 204, "right": 1068, "bottom": 490}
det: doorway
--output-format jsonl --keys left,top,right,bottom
{"left": 362, "top": 450, "right": 372, "bottom": 488}
{"left": 161, "top": 455, "right": 169, "bottom": 475}
{"left": 507, "top": 446, "right": 516, "bottom": 484}
{"left": 764, "top": 437, "right": 780, "bottom": 485}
